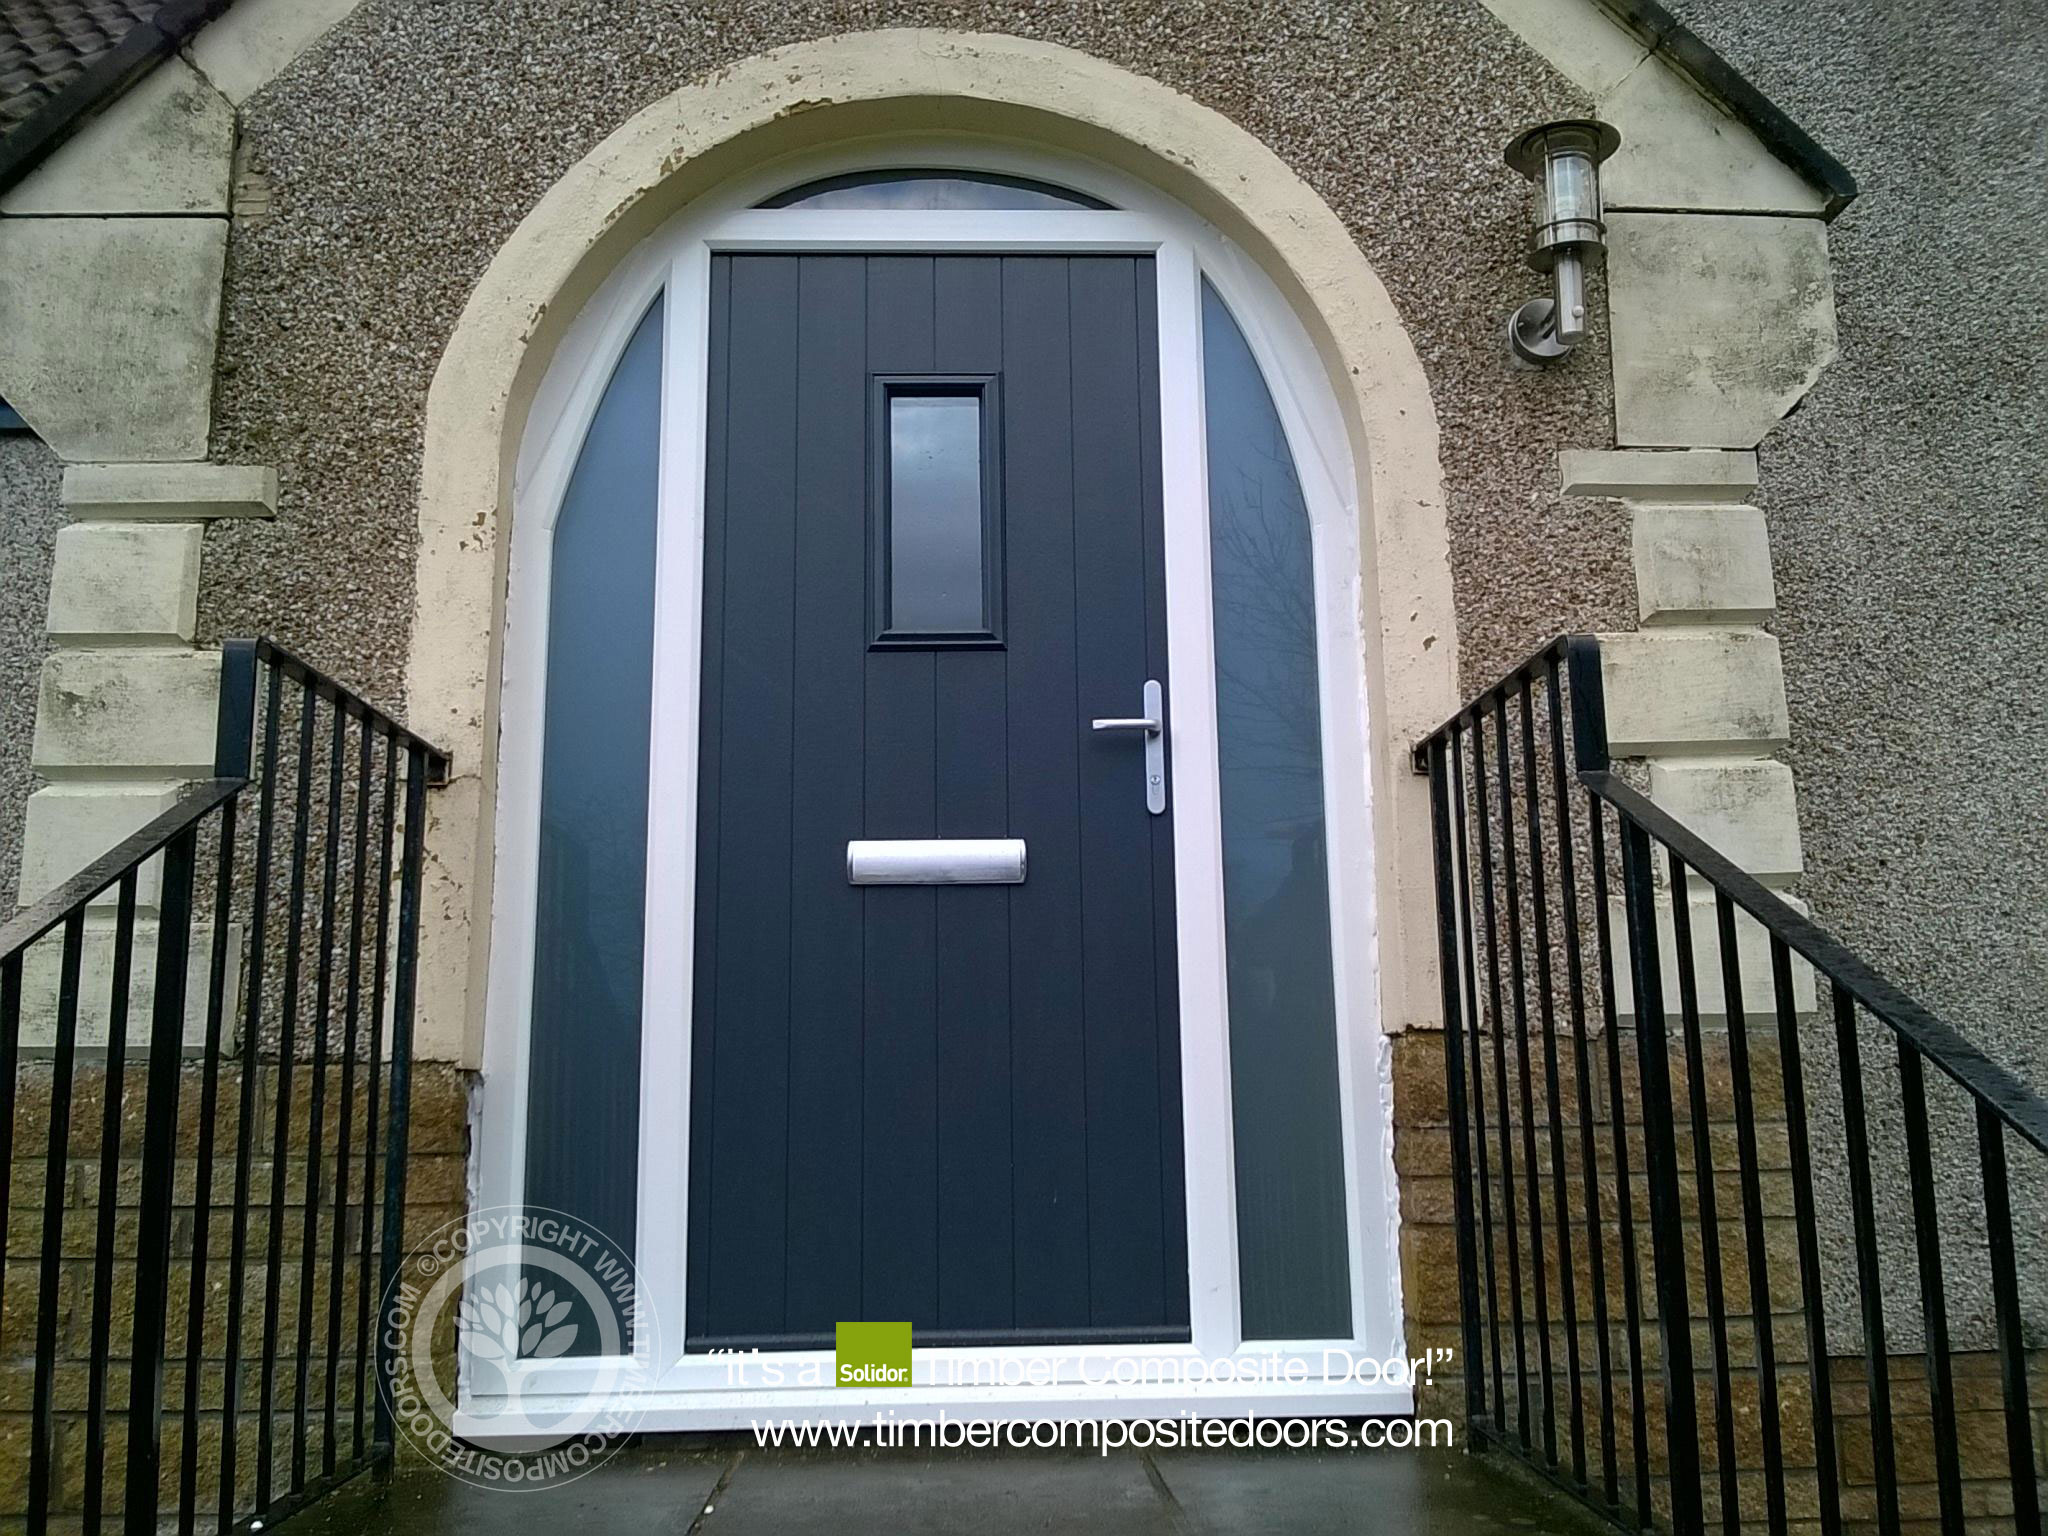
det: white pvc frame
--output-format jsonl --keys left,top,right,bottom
{"left": 468, "top": 136, "right": 1402, "bottom": 1433}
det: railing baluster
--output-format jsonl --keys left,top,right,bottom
{"left": 29, "top": 913, "right": 85, "bottom": 1536}
{"left": 83, "top": 871, "right": 139, "bottom": 1531}
{"left": 258, "top": 684, "right": 319, "bottom": 1513}
{"left": 325, "top": 715, "right": 375, "bottom": 1472}
{"left": 1668, "top": 856, "right": 1738, "bottom": 1533}
{"left": 1519, "top": 676, "right": 1584, "bottom": 1486}
{"left": 1546, "top": 656, "right": 1615, "bottom": 1509}
{"left": 1896, "top": 1042, "right": 1966, "bottom": 1535}
{"left": 356, "top": 732, "right": 399, "bottom": 1458}
{"left": 1771, "top": 935, "right": 1843, "bottom": 1536}
{"left": 0, "top": 955, "right": 18, "bottom": 1403}
{"left": 1495, "top": 696, "right": 1554, "bottom": 1460}
{"left": 187, "top": 640, "right": 255, "bottom": 1525}
{"left": 1427, "top": 736, "right": 1487, "bottom": 1431}
{"left": 1716, "top": 891, "right": 1787, "bottom": 1536}
{"left": 1974, "top": 1106, "right": 2039, "bottom": 1536}
{"left": 1452, "top": 726, "right": 1506, "bottom": 1433}
{"left": 1420, "top": 635, "right": 2048, "bottom": 1536}
{"left": 293, "top": 705, "right": 348, "bottom": 1489}
{"left": 0, "top": 638, "right": 441, "bottom": 1534}
{"left": 1588, "top": 799, "right": 1652, "bottom": 1527}
{"left": 178, "top": 793, "right": 239, "bottom": 1535}
{"left": 123, "top": 826, "right": 197, "bottom": 1535}
{"left": 223, "top": 658, "right": 283, "bottom": 1526}
{"left": 1618, "top": 818, "right": 1702, "bottom": 1536}
{"left": 372, "top": 748, "right": 430, "bottom": 1453}
{"left": 1832, "top": 984, "right": 1901, "bottom": 1536}
{"left": 1469, "top": 703, "right": 1529, "bottom": 1446}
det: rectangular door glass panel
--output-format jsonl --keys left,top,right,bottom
{"left": 887, "top": 391, "right": 985, "bottom": 635}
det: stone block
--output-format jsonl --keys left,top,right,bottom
{"left": 1390, "top": 1029, "right": 1450, "bottom": 1127}
{"left": 1609, "top": 887, "right": 1817, "bottom": 1024}
{"left": 1633, "top": 504, "right": 1776, "bottom": 624}
{"left": 45, "top": 522, "right": 202, "bottom": 643}
{"left": 189, "top": 0, "right": 367, "bottom": 106}
{"left": 0, "top": 58, "right": 233, "bottom": 217}
{"left": 62, "top": 463, "right": 277, "bottom": 520}
{"left": 1599, "top": 629, "right": 1789, "bottom": 755}
{"left": 1559, "top": 448, "right": 1758, "bottom": 502}
{"left": 1399, "top": 1224, "right": 1465, "bottom": 1326}
{"left": 0, "top": 218, "right": 227, "bottom": 462}
{"left": 17, "top": 783, "right": 184, "bottom": 910}
{"left": 1648, "top": 759, "right": 1803, "bottom": 885}
{"left": 32, "top": 649, "right": 221, "bottom": 778}
{"left": 16, "top": 919, "right": 242, "bottom": 1050}
{"left": 1599, "top": 58, "right": 1830, "bottom": 216}
{"left": 1607, "top": 212, "right": 1837, "bottom": 450}
{"left": 406, "top": 1064, "right": 473, "bottom": 1156}
{"left": 1475, "top": 0, "right": 1647, "bottom": 96}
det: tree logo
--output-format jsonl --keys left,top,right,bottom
{"left": 380, "top": 1206, "right": 657, "bottom": 1490}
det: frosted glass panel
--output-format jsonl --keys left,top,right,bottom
{"left": 1201, "top": 280, "right": 1352, "bottom": 1340}
{"left": 523, "top": 297, "right": 663, "bottom": 1352}
{"left": 888, "top": 393, "right": 986, "bottom": 633}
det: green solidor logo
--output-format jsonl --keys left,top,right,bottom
{"left": 836, "top": 1321, "right": 912, "bottom": 1387}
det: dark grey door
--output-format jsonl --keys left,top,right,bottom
{"left": 685, "top": 253, "right": 1188, "bottom": 1350}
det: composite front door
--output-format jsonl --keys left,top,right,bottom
{"left": 683, "top": 253, "right": 1189, "bottom": 1350}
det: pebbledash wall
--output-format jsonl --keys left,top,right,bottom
{"left": 5, "top": 0, "right": 2029, "bottom": 1443}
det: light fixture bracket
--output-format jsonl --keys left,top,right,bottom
{"left": 1508, "top": 297, "right": 1572, "bottom": 367}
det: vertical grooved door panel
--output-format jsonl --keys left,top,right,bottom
{"left": 686, "top": 253, "right": 1185, "bottom": 1350}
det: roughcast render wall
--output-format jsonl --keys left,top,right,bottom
{"left": 199, "top": 0, "right": 1628, "bottom": 717}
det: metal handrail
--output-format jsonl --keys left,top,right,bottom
{"left": 1416, "top": 631, "right": 2045, "bottom": 1536}
{"left": 1413, "top": 634, "right": 1586, "bottom": 764}
{"left": 1579, "top": 769, "right": 2048, "bottom": 1153}
{"left": 234, "top": 637, "right": 452, "bottom": 779}
{"left": 0, "top": 778, "right": 244, "bottom": 960}
{"left": 1416, "top": 633, "right": 2048, "bottom": 1151}
{"left": 0, "top": 636, "right": 446, "bottom": 1535}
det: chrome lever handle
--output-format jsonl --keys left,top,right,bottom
{"left": 1090, "top": 680, "right": 1166, "bottom": 815}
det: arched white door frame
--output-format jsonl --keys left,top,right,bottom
{"left": 469, "top": 137, "right": 1407, "bottom": 1430}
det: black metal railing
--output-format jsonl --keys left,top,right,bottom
{"left": 0, "top": 638, "right": 447, "bottom": 1535}
{"left": 1417, "top": 635, "right": 2045, "bottom": 1536}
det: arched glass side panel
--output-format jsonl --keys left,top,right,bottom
{"left": 757, "top": 168, "right": 1112, "bottom": 210}
{"left": 1200, "top": 279, "right": 1353, "bottom": 1340}
{"left": 523, "top": 296, "right": 663, "bottom": 1353}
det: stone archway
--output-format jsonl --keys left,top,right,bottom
{"left": 406, "top": 28, "right": 1456, "bottom": 1066}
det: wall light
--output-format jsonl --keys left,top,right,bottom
{"left": 1504, "top": 119, "right": 1621, "bottom": 366}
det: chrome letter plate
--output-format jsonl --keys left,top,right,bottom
{"left": 846, "top": 838, "right": 1026, "bottom": 886}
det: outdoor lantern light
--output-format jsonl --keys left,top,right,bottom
{"left": 1504, "top": 118, "right": 1621, "bottom": 366}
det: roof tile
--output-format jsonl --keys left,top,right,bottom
{"left": 0, "top": 0, "right": 167, "bottom": 134}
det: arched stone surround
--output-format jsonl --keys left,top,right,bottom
{"left": 406, "top": 29, "right": 1460, "bottom": 1067}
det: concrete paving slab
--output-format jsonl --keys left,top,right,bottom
{"left": 1153, "top": 1446, "right": 1615, "bottom": 1535}
{"left": 698, "top": 1448, "right": 1180, "bottom": 1535}
{"left": 268, "top": 1440, "right": 1611, "bottom": 1535}
{"left": 276, "top": 1449, "right": 730, "bottom": 1534}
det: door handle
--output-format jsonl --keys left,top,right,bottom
{"left": 1091, "top": 679, "right": 1167, "bottom": 815}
